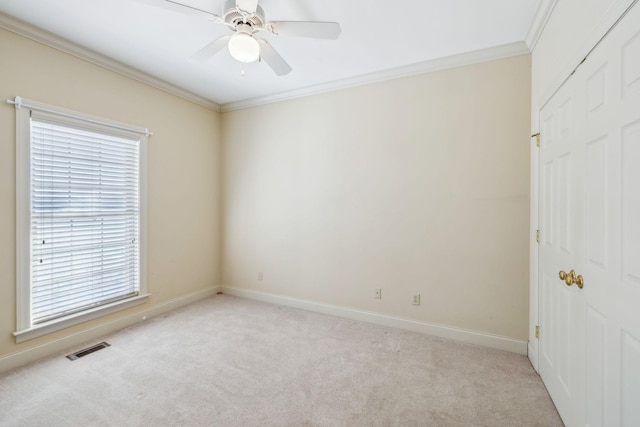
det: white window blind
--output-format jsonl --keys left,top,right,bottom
{"left": 30, "top": 115, "right": 141, "bottom": 324}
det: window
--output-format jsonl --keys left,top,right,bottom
{"left": 13, "top": 97, "right": 149, "bottom": 342}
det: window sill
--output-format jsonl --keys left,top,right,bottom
{"left": 13, "top": 294, "right": 150, "bottom": 343}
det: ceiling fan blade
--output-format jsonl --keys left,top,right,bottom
{"left": 235, "top": 0, "right": 259, "bottom": 14}
{"left": 267, "top": 21, "right": 341, "bottom": 39}
{"left": 257, "top": 39, "right": 292, "bottom": 76}
{"left": 191, "top": 35, "right": 232, "bottom": 61}
{"left": 136, "top": 0, "right": 223, "bottom": 22}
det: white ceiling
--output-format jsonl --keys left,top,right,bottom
{"left": 0, "top": 0, "right": 541, "bottom": 107}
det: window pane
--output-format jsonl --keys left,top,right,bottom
{"left": 31, "top": 120, "right": 140, "bottom": 324}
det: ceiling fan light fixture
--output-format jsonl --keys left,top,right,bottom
{"left": 228, "top": 33, "right": 260, "bottom": 63}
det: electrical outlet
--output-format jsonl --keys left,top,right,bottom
{"left": 257, "top": 272, "right": 263, "bottom": 281}
{"left": 374, "top": 288, "right": 382, "bottom": 299}
{"left": 412, "top": 293, "right": 421, "bottom": 306}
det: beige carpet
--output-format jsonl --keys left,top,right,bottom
{"left": 0, "top": 295, "right": 563, "bottom": 426}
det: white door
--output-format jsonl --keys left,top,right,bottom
{"left": 538, "top": 3, "right": 640, "bottom": 426}
{"left": 538, "top": 56, "right": 587, "bottom": 427}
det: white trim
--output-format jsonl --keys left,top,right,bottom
{"left": 15, "top": 104, "right": 31, "bottom": 332}
{"left": 221, "top": 42, "right": 531, "bottom": 112}
{"left": 0, "top": 286, "right": 221, "bottom": 374}
{"left": 528, "top": 342, "right": 539, "bottom": 373}
{"left": 221, "top": 286, "right": 529, "bottom": 355}
{"left": 139, "top": 124, "right": 149, "bottom": 333}
{"left": 14, "top": 100, "right": 151, "bottom": 342}
{"left": 528, "top": 134, "right": 540, "bottom": 373}
{"left": 0, "top": 12, "right": 220, "bottom": 112}
{"left": 8, "top": 96, "right": 152, "bottom": 137}
{"left": 525, "top": 0, "right": 558, "bottom": 51}
{"left": 13, "top": 294, "right": 151, "bottom": 343}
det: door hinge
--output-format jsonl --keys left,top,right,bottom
{"left": 531, "top": 133, "right": 540, "bottom": 147}
{"left": 536, "top": 230, "right": 540, "bottom": 243}
{"left": 535, "top": 325, "right": 540, "bottom": 339}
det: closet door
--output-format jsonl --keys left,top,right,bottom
{"left": 538, "top": 3, "right": 640, "bottom": 426}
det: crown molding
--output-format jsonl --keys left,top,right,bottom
{"left": 0, "top": 8, "right": 533, "bottom": 115}
{"left": 221, "top": 41, "right": 531, "bottom": 112}
{"left": 0, "top": 11, "right": 221, "bottom": 112}
{"left": 525, "top": 0, "right": 558, "bottom": 51}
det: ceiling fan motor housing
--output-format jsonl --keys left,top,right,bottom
{"left": 223, "top": 0, "right": 265, "bottom": 30}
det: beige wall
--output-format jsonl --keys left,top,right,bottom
{"left": 222, "top": 55, "right": 532, "bottom": 340}
{"left": 0, "top": 29, "right": 221, "bottom": 359}
{"left": 0, "top": 24, "right": 532, "bottom": 364}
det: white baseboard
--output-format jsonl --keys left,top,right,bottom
{"left": 0, "top": 286, "right": 221, "bottom": 374}
{"left": 221, "top": 286, "right": 528, "bottom": 355}
{"left": 528, "top": 342, "right": 539, "bottom": 373}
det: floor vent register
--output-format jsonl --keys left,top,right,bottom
{"left": 66, "top": 342, "right": 111, "bottom": 361}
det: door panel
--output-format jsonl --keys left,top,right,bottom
{"left": 543, "top": 160, "right": 555, "bottom": 246}
{"left": 558, "top": 153, "right": 572, "bottom": 253}
{"left": 621, "top": 121, "right": 640, "bottom": 285}
{"left": 621, "top": 331, "right": 640, "bottom": 426}
{"left": 586, "top": 65, "right": 608, "bottom": 115}
{"left": 585, "top": 306, "right": 606, "bottom": 427}
{"left": 621, "top": 31, "right": 640, "bottom": 97}
{"left": 556, "top": 285, "right": 573, "bottom": 392}
{"left": 541, "top": 273, "right": 555, "bottom": 366}
{"left": 585, "top": 136, "right": 607, "bottom": 268}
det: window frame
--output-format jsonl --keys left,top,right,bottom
{"left": 13, "top": 97, "right": 150, "bottom": 343}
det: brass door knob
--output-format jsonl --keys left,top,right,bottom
{"left": 558, "top": 270, "right": 584, "bottom": 289}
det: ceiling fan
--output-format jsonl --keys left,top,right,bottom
{"left": 148, "top": 0, "right": 341, "bottom": 75}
